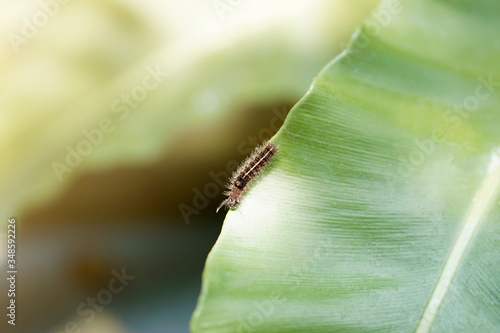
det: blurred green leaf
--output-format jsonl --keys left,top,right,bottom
{"left": 191, "top": 0, "right": 500, "bottom": 332}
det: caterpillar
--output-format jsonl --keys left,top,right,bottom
{"left": 216, "top": 141, "right": 279, "bottom": 212}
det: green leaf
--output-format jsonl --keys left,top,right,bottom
{"left": 191, "top": 0, "right": 500, "bottom": 332}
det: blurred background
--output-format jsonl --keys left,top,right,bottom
{"left": 0, "top": 0, "right": 378, "bottom": 332}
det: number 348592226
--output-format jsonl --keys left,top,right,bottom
{"left": 7, "top": 218, "right": 16, "bottom": 264}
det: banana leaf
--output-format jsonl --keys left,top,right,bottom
{"left": 191, "top": 0, "right": 500, "bottom": 332}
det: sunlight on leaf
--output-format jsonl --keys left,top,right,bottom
{"left": 191, "top": 0, "right": 500, "bottom": 331}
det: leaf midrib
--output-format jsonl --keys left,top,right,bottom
{"left": 415, "top": 150, "right": 500, "bottom": 333}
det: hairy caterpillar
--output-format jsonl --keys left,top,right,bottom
{"left": 216, "top": 141, "right": 279, "bottom": 212}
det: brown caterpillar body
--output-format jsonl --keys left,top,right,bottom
{"left": 216, "top": 141, "right": 279, "bottom": 212}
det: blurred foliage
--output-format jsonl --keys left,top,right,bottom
{"left": 0, "top": 0, "right": 377, "bottom": 226}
